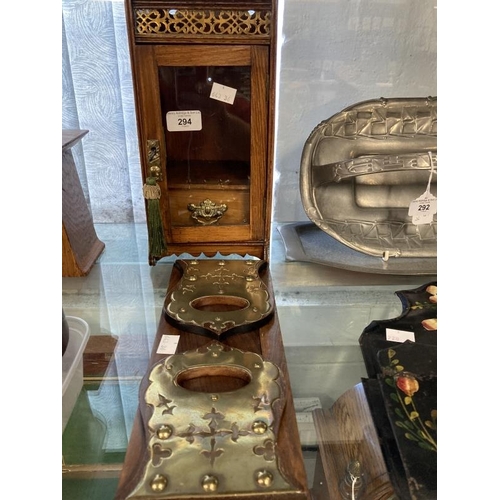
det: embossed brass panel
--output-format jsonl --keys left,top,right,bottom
{"left": 164, "top": 259, "right": 274, "bottom": 336}
{"left": 126, "top": 341, "right": 299, "bottom": 498}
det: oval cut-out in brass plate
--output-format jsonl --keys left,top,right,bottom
{"left": 163, "top": 259, "right": 274, "bottom": 337}
{"left": 126, "top": 341, "right": 299, "bottom": 498}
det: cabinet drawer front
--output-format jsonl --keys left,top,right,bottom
{"left": 168, "top": 187, "right": 250, "bottom": 227}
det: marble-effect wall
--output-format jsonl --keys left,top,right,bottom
{"left": 62, "top": 0, "right": 144, "bottom": 223}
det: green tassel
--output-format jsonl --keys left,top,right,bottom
{"left": 143, "top": 177, "right": 166, "bottom": 261}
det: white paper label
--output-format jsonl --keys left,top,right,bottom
{"left": 210, "top": 82, "right": 237, "bottom": 105}
{"left": 386, "top": 328, "right": 415, "bottom": 343}
{"left": 408, "top": 194, "right": 437, "bottom": 225}
{"left": 166, "top": 110, "right": 202, "bottom": 132}
{"left": 293, "top": 397, "right": 320, "bottom": 445}
{"left": 293, "top": 397, "right": 322, "bottom": 412}
{"left": 295, "top": 412, "right": 314, "bottom": 423}
{"left": 156, "top": 334, "right": 180, "bottom": 354}
{"left": 408, "top": 151, "right": 437, "bottom": 225}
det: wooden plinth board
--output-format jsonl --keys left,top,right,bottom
{"left": 115, "top": 260, "right": 310, "bottom": 500}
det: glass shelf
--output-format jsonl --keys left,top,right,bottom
{"left": 62, "top": 222, "right": 435, "bottom": 499}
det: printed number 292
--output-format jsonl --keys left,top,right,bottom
{"left": 418, "top": 204, "right": 430, "bottom": 211}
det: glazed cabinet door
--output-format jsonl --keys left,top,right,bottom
{"left": 134, "top": 44, "right": 270, "bottom": 261}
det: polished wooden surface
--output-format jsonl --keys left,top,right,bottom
{"left": 312, "top": 383, "right": 395, "bottom": 500}
{"left": 62, "top": 130, "right": 105, "bottom": 277}
{"left": 115, "top": 261, "right": 310, "bottom": 500}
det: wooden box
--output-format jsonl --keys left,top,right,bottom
{"left": 62, "top": 129, "right": 105, "bottom": 276}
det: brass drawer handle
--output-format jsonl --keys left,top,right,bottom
{"left": 188, "top": 198, "right": 227, "bottom": 225}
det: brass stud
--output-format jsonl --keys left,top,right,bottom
{"left": 246, "top": 275, "right": 254, "bottom": 281}
{"left": 150, "top": 474, "right": 168, "bottom": 492}
{"left": 157, "top": 424, "right": 172, "bottom": 440}
{"left": 254, "top": 363, "right": 261, "bottom": 369}
{"left": 187, "top": 275, "right": 197, "bottom": 281}
{"left": 255, "top": 470, "right": 273, "bottom": 488}
{"left": 252, "top": 420, "right": 268, "bottom": 434}
{"left": 218, "top": 261, "right": 226, "bottom": 266}
{"left": 211, "top": 394, "right": 219, "bottom": 401}
{"left": 201, "top": 474, "right": 219, "bottom": 492}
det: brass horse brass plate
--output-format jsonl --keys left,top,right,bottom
{"left": 126, "top": 341, "right": 298, "bottom": 498}
{"left": 164, "top": 259, "right": 274, "bottom": 337}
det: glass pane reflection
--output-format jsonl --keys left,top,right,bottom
{"left": 159, "top": 66, "right": 251, "bottom": 227}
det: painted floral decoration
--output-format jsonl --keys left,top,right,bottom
{"left": 396, "top": 372, "right": 419, "bottom": 397}
{"left": 409, "top": 284, "right": 437, "bottom": 331}
{"left": 383, "top": 348, "right": 437, "bottom": 452}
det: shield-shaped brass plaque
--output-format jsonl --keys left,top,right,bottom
{"left": 163, "top": 259, "right": 274, "bottom": 337}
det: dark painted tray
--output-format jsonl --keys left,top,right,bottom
{"left": 359, "top": 281, "right": 437, "bottom": 378}
{"left": 377, "top": 342, "right": 437, "bottom": 499}
{"left": 359, "top": 282, "right": 437, "bottom": 499}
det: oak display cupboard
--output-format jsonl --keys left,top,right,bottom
{"left": 125, "top": 0, "right": 279, "bottom": 264}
